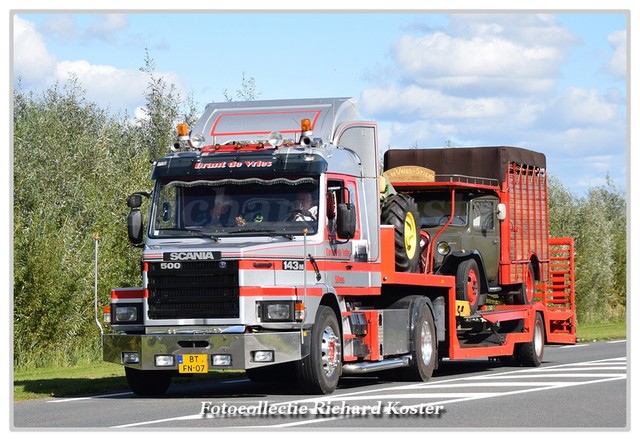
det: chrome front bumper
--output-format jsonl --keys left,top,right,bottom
{"left": 103, "top": 331, "right": 303, "bottom": 371}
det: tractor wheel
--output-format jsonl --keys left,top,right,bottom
{"left": 381, "top": 193, "right": 421, "bottom": 272}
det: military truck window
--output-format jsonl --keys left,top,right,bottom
{"left": 471, "top": 200, "right": 495, "bottom": 232}
{"left": 416, "top": 192, "right": 468, "bottom": 228}
{"left": 150, "top": 177, "right": 319, "bottom": 238}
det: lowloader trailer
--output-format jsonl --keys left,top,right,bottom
{"left": 98, "top": 97, "right": 575, "bottom": 396}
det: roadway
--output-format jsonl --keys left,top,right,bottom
{"left": 12, "top": 340, "right": 628, "bottom": 431}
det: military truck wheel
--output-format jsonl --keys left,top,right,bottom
{"left": 297, "top": 306, "right": 342, "bottom": 394}
{"left": 381, "top": 193, "right": 421, "bottom": 272}
{"left": 516, "top": 312, "right": 545, "bottom": 367}
{"left": 513, "top": 264, "right": 536, "bottom": 305}
{"left": 456, "top": 259, "right": 481, "bottom": 313}
{"left": 124, "top": 367, "right": 172, "bottom": 396}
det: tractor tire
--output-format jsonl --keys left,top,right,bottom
{"left": 381, "top": 193, "right": 421, "bottom": 273}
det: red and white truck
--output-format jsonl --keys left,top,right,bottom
{"left": 101, "top": 97, "right": 576, "bottom": 396}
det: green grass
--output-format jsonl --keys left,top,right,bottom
{"left": 13, "top": 362, "right": 244, "bottom": 402}
{"left": 576, "top": 320, "right": 626, "bottom": 342}
{"left": 14, "top": 321, "right": 626, "bottom": 402}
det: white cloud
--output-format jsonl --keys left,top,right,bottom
{"left": 543, "top": 87, "right": 618, "bottom": 128}
{"left": 84, "top": 14, "right": 129, "bottom": 41}
{"left": 12, "top": 16, "right": 185, "bottom": 115}
{"left": 13, "top": 15, "right": 57, "bottom": 85}
{"left": 390, "top": 14, "right": 575, "bottom": 97}
{"left": 362, "top": 85, "right": 506, "bottom": 120}
{"left": 54, "top": 60, "right": 185, "bottom": 113}
{"left": 607, "top": 30, "right": 626, "bottom": 79}
{"left": 40, "top": 15, "right": 78, "bottom": 42}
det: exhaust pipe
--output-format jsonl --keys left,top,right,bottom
{"left": 341, "top": 356, "right": 411, "bottom": 374}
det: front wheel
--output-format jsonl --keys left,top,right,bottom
{"left": 125, "top": 367, "right": 172, "bottom": 396}
{"left": 296, "top": 306, "right": 342, "bottom": 394}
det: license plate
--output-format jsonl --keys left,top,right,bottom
{"left": 177, "top": 354, "right": 209, "bottom": 374}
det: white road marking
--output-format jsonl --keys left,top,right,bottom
{"left": 110, "top": 355, "right": 627, "bottom": 429}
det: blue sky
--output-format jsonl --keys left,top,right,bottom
{"left": 9, "top": 5, "right": 631, "bottom": 197}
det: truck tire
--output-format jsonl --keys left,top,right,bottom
{"left": 124, "top": 367, "right": 172, "bottom": 396}
{"left": 513, "top": 264, "right": 536, "bottom": 305}
{"left": 246, "top": 362, "right": 296, "bottom": 383}
{"left": 456, "top": 259, "right": 481, "bottom": 313}
{"left": 296, "top": 306, "right": 342, "bottom": 394}
{"left": 381, "top": 193, "right": 421, "bottom": 272}
{"left": 516, "top": 312, "right": 545, "bottom": 367}
{"left": 405, "top": 304, "right": 437, "bottom": 381}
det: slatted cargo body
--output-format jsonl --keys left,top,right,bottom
{"left": 507, "top": 161, "right": 549, "bottom": 284}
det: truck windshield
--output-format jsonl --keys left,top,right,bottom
{"left": 150, "top": 177, "right": 320, "bottom": 238}
{"left": 415, "top": 192, "right": 468, "bottom": 228}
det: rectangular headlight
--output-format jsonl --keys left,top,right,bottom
{"left": 122, "top": 352, "right": 140, "bottom": 364}
{"left": 211, "top": 354, "right": 232, "bottom": 366}
{"left": 259, "top": 301, "right": 294, "bottom": 322}
{"left": 155, "top": 355, "right": 175, "bottom": 367}
{"left": 252, "top": 350, "right": 274, "bottom": 363}
{"left": 115, "top": 305, "right": 138, "bottom": 322}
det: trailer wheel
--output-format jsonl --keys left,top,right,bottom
{"left": 514, "top": 264, "right": 536, "bottom": 305}
{"left": 124, "top": 367, "right": 172, "bottom": 396}
{"left": 297, "top": 306, "right": 342, "bottom": 394}
{"left": 516, "top": 312, "right": 545, "bottom": 367}
{"left": 456, "top": 259, "right": 481, "bottom": 313}
{"left": 381, "top": 193, "right": 421, "bottom": 272}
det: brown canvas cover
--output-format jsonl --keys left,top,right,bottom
{"left": 383, "top": 146, "right": 546, "bottom": 185}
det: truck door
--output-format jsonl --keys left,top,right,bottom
{"left": 469, "top": 196, "right": 500, "bottom": 284}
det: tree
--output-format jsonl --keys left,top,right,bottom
{"left": 223, "top": 72, "right": 261, "bottom": 102}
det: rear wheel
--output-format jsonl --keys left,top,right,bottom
{"left": 297, "top": 306, "right": 342, "bottom": 394}
{"left": 517, "top": 312, "right": 545, "bottom": 367}
{"left": 124, "top": 367, "right": 172, "bottom": 396}
{"left": 385, "top": 304, "right": 437, "bottom": 382}
{"left": 456, "top": 259, "right": 481, "bottom": 313}
{"left": 381, "top": 193, "right": 421, "bottom": 272}
{"left": 513, "top": 263, "right": 536, "bottom": 305}
{"left": 405, "top": 305, "right": 437, "bottom": 381}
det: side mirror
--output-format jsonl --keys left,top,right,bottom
{"left": 127, "top": 194, "right": 143, "bottom": 209}
{"left": 126, "top": 192, "right": 150, "bottom": 246}
{"left": 336, "top": 203, "right": 356, "bottom": 239}
{"left": 127, "top": 209, "right": 144, "bottom": 245}
{"left": 496, "top": 203, "right": 507, "bottom": 221}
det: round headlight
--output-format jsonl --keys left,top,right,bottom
{"left": 436, "top": 241, "right": 451, "bottom": 256}
{"left": 267, "top": 131, "right": 283, "bottom": 147}
{"left": 190, "top": 133, "right": 206, "bottom": 149}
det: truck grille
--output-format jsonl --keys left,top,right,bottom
{"left": 146, "top": 261, "right": 239, "bottom": 319}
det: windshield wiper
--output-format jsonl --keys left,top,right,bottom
{"left": 226, "top": 228, "right": 295, "bottom": 240}
{"left": 157, "top": 228, "right": 220, "bottom": 242}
